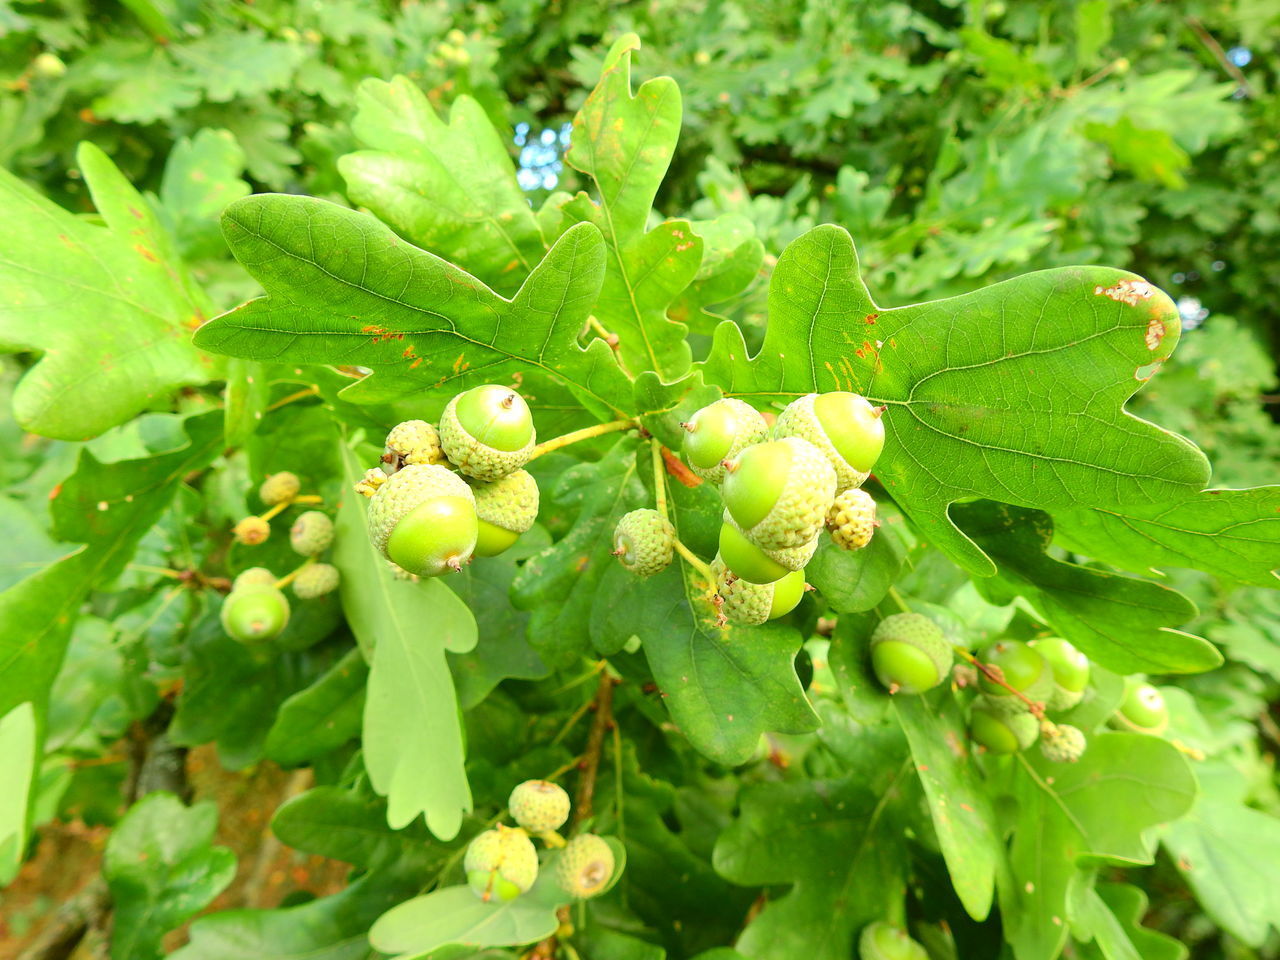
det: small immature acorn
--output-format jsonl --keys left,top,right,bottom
{"left": 439, "top": 384, "right": 536, "bottom": 482}
{"left": 774, "top": 392, "right": 885, "bottom": 492}
{"left": 232, "top": 567, "right": 277, "bottom": 591}
{"left": 509, "top": 780, "right": 570, "bottom": 834}
{"left": 290, "top": 511, "right": 334, "bottom": 556}
{"left": 32, "top": 52, "right": 68, "bottom": 79}
{"left": 220, "top": 585, "right": 290, "bottom": 643}
{"left": 858, "top": 921, "right": 929, "bottom": 960}
{"left": 681, "top": 398, "right": 769, "bottom": 485}
{"left": 470, "top": 469, "right": 539, "bottom": 557}
{"left": 1030, "top": 637, "right": 1090, "bottom": 711}
{"left": 464, "top": 826, "right": 539, "bottom": 902}
{"left": 721, "top": 437, "right": 837, "bottom": 551}
{"left": 1112, "top": 680, "right": 1169, "bottom": 735}
{"left": 368, "top": 464, "right": 478, "bottom": 577}
{"left": 383, "top": 419, "right": 445, "bottom": 474}
{"left": 714, "top": 560, "right": 806, "bottom": 626}
{"left": 869, "top": 612, "right": 952, "bottom": 695}
{"left": 259, "top": 471, "right": 301, "bottom": 506}
{"left": 293, "top": 563, "right": 341, "bottom": 599}
{"left": 827, "top": 488, "right": 877, "bottom": 551}
{"left": 969, "top": 697, "right": 1039, "bottom": 754}
{"left": 977, "top": 639, "right": 1054, "bottom": 714}
{"left": 233, "top": 515, "right": 271, "bottom": 545}
{"left": 613, "top": 508, "right": 675, "bottom": 577}
{"left": 1040, "top": 723, "right": 1087, "bottom": 763}
{"left": 718, "top": 513, "right": 816, "bottom": 584}
{"left": 556, "top": 834, "right": 616, "bottom": 899}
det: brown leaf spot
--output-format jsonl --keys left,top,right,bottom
{"left": 133, "top": 244, "right": 158, "bottom": 263}
{"left": 1094, "top": 278, "right": 1156, "bottom": 307}
{"left": 1145, "top": 316, "right": 1166, "bottom": 350}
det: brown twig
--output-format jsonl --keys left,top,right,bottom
{"left": 1185, "top": 16, "right": 1254, "bottom": 98}
{"left": 953, "top": 646, "right": 1048, "bottom": 722}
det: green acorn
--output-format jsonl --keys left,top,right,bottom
{"left": 232, "top": 567, "right": 277, "bottom": 591}
{"left": 470, "top": 469, "right": 539, "bottom": 557}
{"left": 290, "top": 510, "right": 334, "bottom": 556}
{"left": 509, "top": 780, "right": 570, "bottom": 834}
{"left": 681, "top": 398, "right": 769, "bottom": 485}
{"left": 827, "top": 487, "right": 877, "bottom": 551}
{"left": 259, "top": 471, "right": 300, "bottom": 506}
{"left": 613, "top": 508, "right": 675, "bottom": 577}
{"left": 383, "top": 419, "right": 446, "bottom": 473}
{"left": 439, "top": 384, "right": 536, "bottom": 481}
{"left": 1040, "top": 723, "right": 1087, "bottom": 763}
{"left": 464, "top": 826, "right": 539, "bottom": 902}
{"left": 774, "top": 392, "right": 885, "bottom": 492}
{"left": 1112, "top": 681, "right": 1169, "bottom": 735}
{"left": 368, "top": 464, "right": 478, "bottom": 577}
{"left": 233, "top": 515, "right": 270, "bottom": 545}
{"left": 556, "top": 834, "right": 615, "bottom": 899}
{"left": 714, "top": 560, "right": 806, "bottom": 626}
{"left": 1030, "top": 637, "right": 1090, "bottom": 711}
{"left": 969, "top": 697, "right": 1039, "bottom": 754}
{"left": 977, "top": 640, "right": 1054, "bottom": 714}
{"left": 32, "top": 52, "right": 67, "bottom": 79}
{"left": 869, "top": 612, "right": 952, "bottom": 694}
{"left": 721, "top": 437, "right": 837, "bottom": 551}
{"left": 859, "top": 921, "right": 928, "bottom": 960}
{"left": 718, "top": 513, "right": 816, "bottom": 584}
{"left": 220, "top": 585, "right": 290, "bottom": 644}
{"left": 293, "top": 563, "right": 340, "bottom": 599}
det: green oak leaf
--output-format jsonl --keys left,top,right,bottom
{"left": 271, "top": 785, "right": 435, "bottom": 871}
{"left": 670, "top": 216, "right": 765, "bottom": 335}
{"left": 156, "top": 128, "right": 251, "bottom": 261}
{"left": 0, "top": 702, "right": 35, "bottom": 885}
{"left": 1071, "top": 881, "right": 1188, "bottom": 960}
{"left": 564, "top": 34, "right": 701, "bottom": 379}
{"left": 698, "top": 224, "right": 1213, "bottom": 578}
{"left": 171, "top": 31, "right": 304, "bottom": 103}
{"left": 340, "top": 78, "right": 546, "bottom": 297}
{"left": 104, "top": 792, "right": 237, "bottom": 960}
{"left": 806, "top": 504, "right": 908, "bottom": 613}
{"left": 193, "top": 196, "right": 630, "bottom": 417}
{"left": 952, "top": 500, "right": 1220, "bottom": 674}
{"left": 0, "top": 142, "right": 213, "bottom": 439}
{"left": 263, "top": 646, "right": 367, "bottom": 767}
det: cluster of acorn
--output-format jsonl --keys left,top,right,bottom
{"left": 465, "top": 779, "right": 616, "bottom": 902}
{"left": 866, "top": 612, "right": 1172, "bottom": 763}
{"left": 613, "top": 392, "right": 886, "bottom": 626}
{"left": 353, "top": 384, "right": 540, "bottom": 576}
{"left": 221, "top": 471, "right": 340, "bottom": 644}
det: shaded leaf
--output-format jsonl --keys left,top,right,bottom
{"left": 264, "top": 646, "right": 367, "bottom": 767}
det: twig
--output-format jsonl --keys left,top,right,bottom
{"left": 1186, "top": 16, "right": 1254, "bottom": 98}
{"left": 953, "top": 646, "right": 1048, "bottom": 722}
{"left": 651, "top": 441, "right": 669, "bottom": 521}
{"left": 265, "top": 385, "right": 321, "bottom": 412}
{"left": 674, "top": 539, "right": 716, "bottom": 586}
{"left": 527, "top": 419, "right": 637, "bottom": 461}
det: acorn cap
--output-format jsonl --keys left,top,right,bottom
{"left": 720, "top": 510, "right": 817, "bottom": 581}
{"left": 368, "top": 464, "right": 475, "bottom": 556}
{"left": 470, "top": 470, "right": 539, "bottom": 534}
{"left": 383, "top": 419, "right": 445, "bottom": 472}
{"left": 439, "top": 388, "right": 536, "bottom": 481}
{"left": 1040, "top": 723, "right": 1087, "bottom": 762}
{"left": 293, "top": 562, "right": 340, "bottom": 599}
{"left": 556, "top": 834, "right": 616, "bottom": 899}
{"left": 290, "top": 510, "right": 335, "bottom": 556}
{"left": 827, "top": 487, "right": 877, "bottom": 551}
{"left": 774, "top": 392, "right": 884, "bottom": 492}
{"left": 464, "top": 826, "right": 539, "bottom": 902}
{"left": 869, "top": 612, "right": 953, "bottom": 694}
{"left": 970, "top": 697, "right": 1039, "bottom": 753}
{"left": 722, "top": 437, "right": 837, "bottom": 551}
{"left": 613, "top": 508, "right": 675, "bottom": 578}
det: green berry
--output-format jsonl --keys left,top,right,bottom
{"left": 470, "top": 470, "right": 539, "bottom": 557}
{"left": 556, "top": 834, "right": 615, "bottom": 899}
{"left": 383, "top": 419, "right": 445, "bottom": 472}
{"left": 293, "top": 563, "right": 340, "bottom": 599}
{"left": 232, "top": 567, "right": 277, "bottom": 591}
{"left": 681, "top": 398, "right": 769, "bottom": 484}
{"left": 859, "top": 921, "right": 928, "bottom": 960}
{"left": 715, "top": 561, "right": 805, "bottom": 626}
{"left": 774, "top": 392, "right": 885, "bottom": 492}
{"left": 827, "top": 487, "right": 877, "bottom": 550}
{"left": 969, "top": 697, "right": 1039, "bottom": 754}
{"left": 1040, "top": 724, "right": 1087, "bottom": 763}
{"left": 464, "top": 826, "right": 539, "bottom": 902}
{"left": 368, "top": 464, "right": 478, "bottom": 577}
{"left": 440, "top": 385, "right": 536, "bottom": 481}
{"left": 613, "top": 509, "right": 674, "bottom": 577}
{"left": 509, "top": 780, "right": 570, "bottom": 833}
{"left": 718, "top": 515, "right": 815, "bottom": 584}
{"left": 869, "top": 612, "right": 952, "bottom": 694}
{"left": 721, "top": 437, "right": 837, "bottom": 550}
{"left": 221, "top": 585, "right": 290, "bottom": 643}
{"left": 259, "top": 471, "right": 300, "bottom": 506}
{"left": 290, "top": 510, "right": 334, "bottom": 556}
{"left": 1114, "top": 681, "right": 1169, "bottom": 734}
{"left": 977, "top": 640, "right": 1054, "bottom": 713}
{"left": 1030, "top": 637, "right": 1090, "bottom": 711}
{"left": 233, "top": 515, "right": 270, "bottom": 545}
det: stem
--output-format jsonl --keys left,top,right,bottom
{"left": 953, "top": 646, "right": 1048, "bottom": 722}
{"left": 258, "top": 500, "right": 291, "bottom": 523}
{"left": 274, "top": 558, "right": 315, "bottom": 590}
{"left": 887, "top": 586, "right": 911, "bottom": 614}
{"left": 674, "top": 538, "right": 715, "bottom": 585}
{"left": 1185, "top": 16, "right": 1254, "bottom": 97}
{"left": 126, "top": 564, "right": 184, "bottom": 580}
{"left": 266, "top": 385, "right": 320, "bottom": 412}
{"left": 651, "top": 441, "right": 668, "bottom": 520}
{"left": 572, "top": 671, "right": 616, "bottom": 826}
{"left": 527, "top": 419, "right": 637, "bottom": 461}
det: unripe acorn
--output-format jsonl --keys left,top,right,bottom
{"left": 613, "top": 508, "right": 674, "bottom": 577}
{"left": 464, "top": 826, "right": 539, "bottom": 902}
{"left": 869, "top": 612, "right": 952, "bottom": 694}
{"left": 718, "top": 513, "right": 816, "bottom": 584}
{"left": 383, "top": 419, "right": 445, "bottom": 473}
{"left": 439, "top": 384, "right": 536, "bottom": 481}
{"left": 556, "top": 834, "right": 615, "bottom": 899}
{"left": 774, "top": 392, "right": 885, "bottom": 492}
{"left": 969, "top": 697, "right": 1039, "bottom": 754}
{"left": 509, "top": 779, "right": 570, "bottom": 834}
{"left": 221, "top": 585, "right": 290, "bottom": 643}
{"left": 827, "top": 487, "right": 877, "bottom": 551}
{"left": 290, "top": 510, "right": 334, "bottom": 556}
{"left": 368, "top": 464, "right": 478, "bottom": 577}
{"left": 32, "top": 52, "right": 68, "bottom": 79}
{"left": 721, "top": 437, "right": 837, "bottom": 551}
{"left": 681, "top": 398, "right": 769, "bottom": 485}
{"left": 714, "top": 560, "right": 805, "bottom": 626}
{"left": 259, "top": 471, "right": 301, "bottom": 506}
{"left": 1040, "top": 723, "right": 1087, "bottom": 763}
{"left": 293, "top": 562, "right": 340, "bottom": 599}
{"left": 977, "top": 640, "right": 1054, "bottom": 714}
{"left": 232, "top": 566, "right": 277, "bottom": 591}
{"left": 233, "top": 515, "right": 270, "bottom": 545}
{"left": 1029, "top": 637, "right": 1090, "bottom": 711}
{"left": 470, "top": 469, "right": 539, "bottom": 557}
{"left": 859, "top": 921, "right": 928, "bottom": 960}
{"left": 1113, "top": 681, "right": 1169, "bottom": 735}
